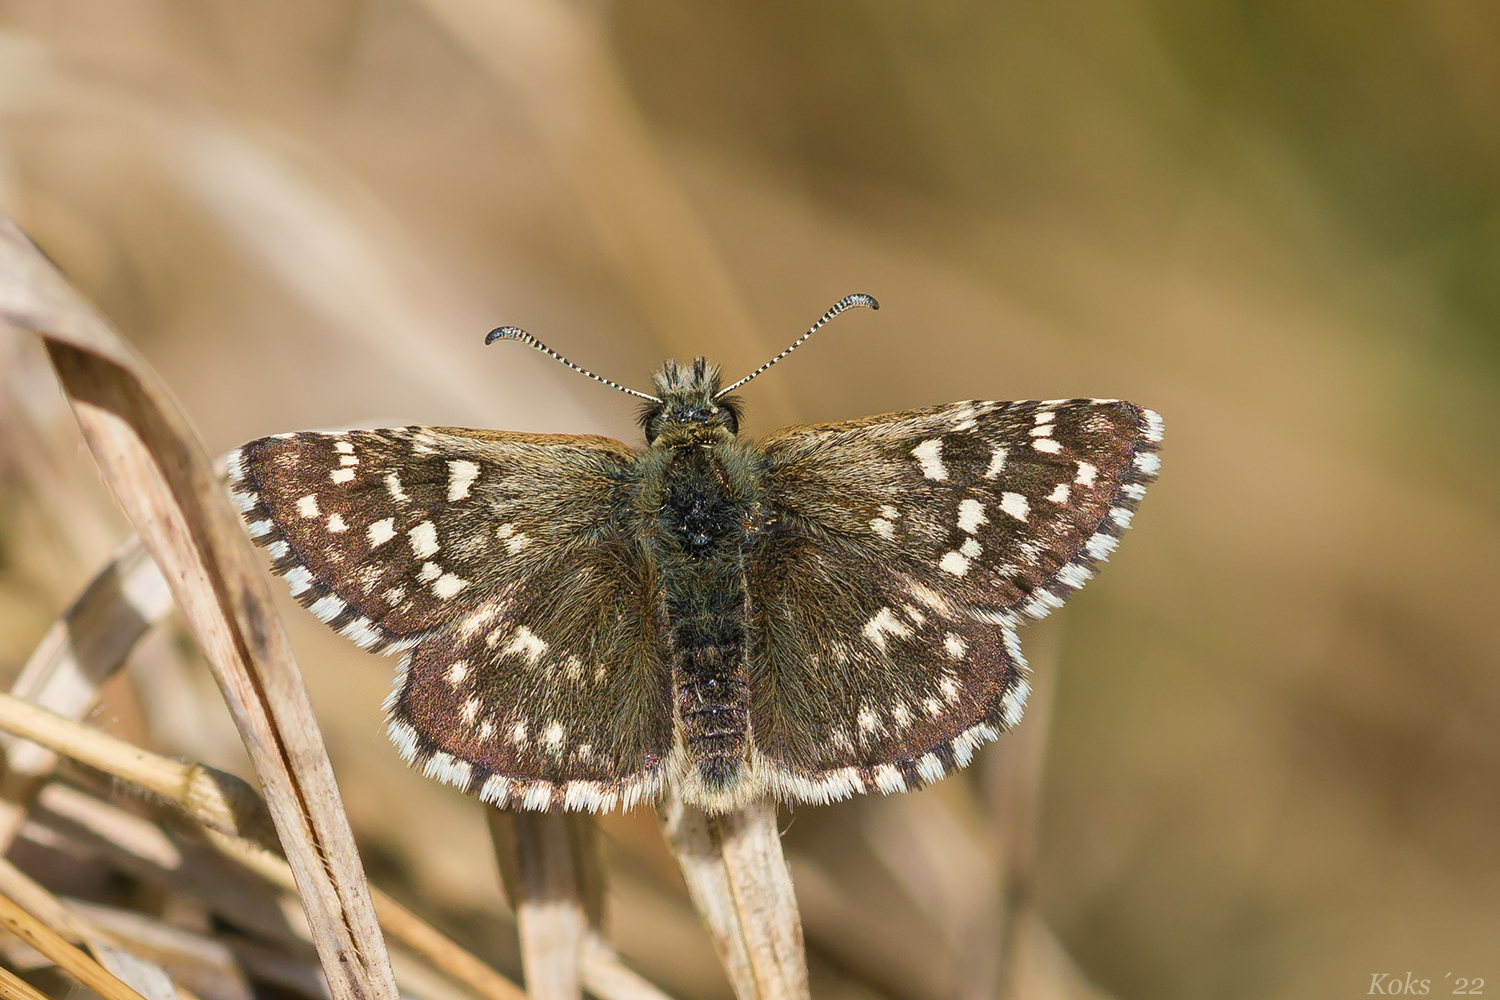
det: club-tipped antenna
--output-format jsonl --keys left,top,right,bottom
{"left": 715, "top": 293, "right": 879, "bottom": 398}
{"left": 486, "top": 326, "right": 663, "bottom": 402}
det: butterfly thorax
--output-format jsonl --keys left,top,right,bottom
{"left": 635, "top": 358, "right": 765, "bottom": 809}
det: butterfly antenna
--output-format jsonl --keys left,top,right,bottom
{"left": 716, "top": 293, "right": 879, "bottom": 398}
{"left": 486, "top": 326, "right": 663, "bottom": 402}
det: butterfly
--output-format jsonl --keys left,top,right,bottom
{"left": 226, "top": 295, "right": 1162, "bottom": 813}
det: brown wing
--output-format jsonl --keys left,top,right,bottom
{"left": 746, "top": 399, "right": 1162, "bottom": 804}
{"left": 228, "top": 426, "right": 670, "bottom": 811}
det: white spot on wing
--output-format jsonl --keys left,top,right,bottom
{"left": 433, "top": 573, "right": 469, "bottom": 599}
{"left": 1134, "top": 452, "right": 1161, "bottom": 475}
{"left": 1001, "top": 493, "right": 1029, "bottom": 522}
{"left": 939, "top": 551, "right": 969, "bottom": 576}
{"left": 1086, "top": 532, "right": 1119, "bottom": 560}
{"left": 1032, "top": 438, "right": 1062, "bottom": 454}
{"left": 497, "top": 523, "right": 531, "bottom": 553}
{"left": 1057, "top": 562, "right": 1093, "bottom": 589}
{"left": 907, "top": 581, "right": 954, "bottom": 615}
{"left": 408, "top": 521, "right": 439, "bottom": 558}
{"left": 1047, "top": 483, "right": 1070, "bottom": 504}
{"left": 957, "top": 498, "right": 987, "bottom": 534}
{"left": 283, "top": 565, "right": 314, "bottom": 597}
{"left": 385, "top": 473, "right": 409, "bottom": 503}
{"left": 331, "top": 468, "right": 356, "bottom": 484}
{"left": 368, "top": 518, "right": 396, "bottom": 547}
{"left": 479, "top": 775, "right": 510, "bottom": 805}
{"left": 423, "top": 752, "right": 472, "bottom": 788}
{"left": 916, "top": 753, "right": 945, "bottom": 784}
{"left": 960, "top": 537, "right": 981, "bottom": 558}
{"left": 1075, "top": 462, "right": 1097, "bottom": 486}
{"left": 1001, "top": 678, "right": 1030, "bottom": 728}
{"left": 447, "top": 460, "right": 480, "bottom": 501}
{"left": 862, "top": 607, "right": 913, "bottom": 650}
{"left": 1144, "top": 409, "right": 1164, "bottom": 443}
{"left": 943, "top": 633, "right": 967, "bottom": 659}
{"left": 870, "top": 517, "right": 896, "bottom": 539}
{"left": 387, "top": 720, "right": 420, "bottom": 762}
{"left": 504, "top": 626, "right": 549, "bottom": 665}
{"left": 873, "top": 765, "right": 905, "bottom": 794}
{"left": 297, "top": 495, "right": 319, "bottom": 518}
{"left": 448, "top": 661, "right": 468, "bottom": 686}
{"left": 340, "top": 616, "right": 381, "bottom": 648}
{"left": 940, "top": 674, "right": 961, "bottom": 703}
{"left": 911, "top": 438, "right": 948, "bottom": 481}
{"left": 543, "top": 721, "right": 565, "bottom": 750}
{"left": 984, "top": 446, "right": 1008, "bottom": 479}
{"left": 418, "top": 561, "right": 442, "bottom": 582}
{"left": 327, "top": 512, "right": 348, "bottom": 532}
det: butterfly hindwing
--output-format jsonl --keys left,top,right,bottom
{"left": 747, "top": 399, "right": 1161, "bottom": 803}
{"left": 228, "top": 427, "right": 673, "bottom": 810}
{"left": 387, "top": 544, "right": 671, "bottom": 812}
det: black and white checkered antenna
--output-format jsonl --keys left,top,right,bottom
{"left": 486, "top": 326, "right": 663, "bottom": 403}
{"left": 716, "top": 293, "right": 879, "bottom": 398}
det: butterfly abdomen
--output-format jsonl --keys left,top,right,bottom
{"left": 652, "top": 439, "right": 759, "bottom": 807}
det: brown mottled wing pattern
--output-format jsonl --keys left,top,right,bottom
{"left": 748, "top": 399, "right": 1161, "bottom": 804}
{"left": 226, "top": 427, "right": 670, "bottom": 811}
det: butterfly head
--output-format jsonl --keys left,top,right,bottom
{"left": 640, "top": 357, "right": 744, "bottom": 444}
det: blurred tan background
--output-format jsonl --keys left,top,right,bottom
{"left": 0, "top": 2, "right": 1496, "bottom": 999}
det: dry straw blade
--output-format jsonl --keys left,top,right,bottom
{"left": 0, "top": 215, "right": 398, "bottom": 1000}
{"left": 0, "top": 683, "right": 526, "bottom": 1000}
{"left": 0, "top": 891, "right": 150, "bottom": 1000}
{"left": 659, "top": 791, "right": 807, "bottom": 1000}
{"left": 0, "top": 962, "right": 53, "bottom": 1000}
{"left": 0, "top": 681, "right": 675, "bottom": 1000}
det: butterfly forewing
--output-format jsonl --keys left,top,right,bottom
{"left": 227, "top": 427, "right": 673, "bottom": 810}
{"left": 748, "top": 398, "right": 1160, "bottom": 803}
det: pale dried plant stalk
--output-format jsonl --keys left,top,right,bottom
{"left": 0, "top": 849, "right": 184, "bottom": 1000}
{"left": 0, "top": 961, "right": 53, "bottom": 1000}
{"left": 486, "top": 810, "right": 678, "bottom": 1000}
{"left": 0, "top": 892, "right": 149, "bottom": 1000}
{"left": 0, "top": 216, "right": 397, "bottom": 1000}
{"left": 0, "top": 535, "right": 169, "bottom": 853}
{"left": 487, "top": 811, "right": 587, "bottom": 1000}
{"left": 658, "top": 790, "right": 807, "bottom": 1000}
{"left": 0, "top": 681, "right": 528, "bottom": 1000}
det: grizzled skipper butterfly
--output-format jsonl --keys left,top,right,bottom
{"left": 227, "top": 295, "right": 1162, "bottom": 814}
